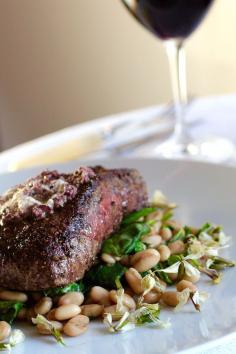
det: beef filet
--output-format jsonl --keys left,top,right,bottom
{"left": 0, "top": 166, "right": 148, "bottom": 291}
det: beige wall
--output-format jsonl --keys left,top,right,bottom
{"left": 0, "top": 0, "right": 235, "bottom": 149}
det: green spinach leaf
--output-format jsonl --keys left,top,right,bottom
{"left": 102, "top": 222, "right": 150, "bottom": 257}
{"left": 84, "top": 263, "right": 126, "bottom": 289}
{"left": 121, "top": 207, "right": 156, "bottom": 226}
{"left": 43, "top": 281, "right": 84, "bottom": 297}
{"left": 0, "top": 301, "right": 23, "bottom": 324}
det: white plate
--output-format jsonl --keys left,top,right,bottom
{"left": 1, "top": 158, "right": 235, "bottom": 354}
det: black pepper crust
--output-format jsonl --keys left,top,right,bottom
{"left": 0, "top": 166, "right": 148, "bottom": 291}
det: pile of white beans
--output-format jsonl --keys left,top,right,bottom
{"left": 0, "top": 214, "right": 202, "bottom": 341}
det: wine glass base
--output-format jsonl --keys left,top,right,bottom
{"left": 152, "top": 136, "right": 235, "bottom": 163}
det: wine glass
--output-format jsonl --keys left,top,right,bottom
{"left": 121, "top": 0, "right": 234, "bottom": 161}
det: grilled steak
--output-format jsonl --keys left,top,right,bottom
{"left": 0, "top": 166, "right": 148, "bottom": 291}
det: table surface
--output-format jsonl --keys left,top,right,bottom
{"left": 1, "top": 94, "right": 236, "bottom": 173}
{"left": 0, "top": 94, "right": 236, "bottom": 353}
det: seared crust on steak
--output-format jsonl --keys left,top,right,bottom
{"left": 0, "top": 166, "right": 148, "bottom": 291}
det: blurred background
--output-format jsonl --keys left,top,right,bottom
{"left": 0, "top": 0, "right": 235, "bottom": 150}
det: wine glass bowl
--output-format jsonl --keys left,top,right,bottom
{"left": 121, "top": 0, "right": 235, "bottom": 161}
{"left": 122, "top": 0, "right": 214, "bottom": 40}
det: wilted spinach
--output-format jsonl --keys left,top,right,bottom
{"left": 102, "top": 222, "right": 150, "bottom": 257}
{"left": 84, "top": 263, "right": 126, "bottom": 290}
{"left": 121, "top": 207, "right": 157, "bottom": 226}
{"left": 43, "top": 281, "right": 84, "bottom": 297}
{"left": 0, "top": 301, "right": 23, "bottom": 324}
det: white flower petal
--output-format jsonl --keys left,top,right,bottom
{"left": 115, "top": 311, "right": 130, "bottom": 330}
{"left": 183, "top": 261, "right": 201, "bottom": 278}
{"left": 175, "top": 288, "right": 190, "bottom": 312}
{"left": 206, "top": 259, "right": 214, "bottom": 269}
{"left": 141, "top": 274, "right": 156, "bottom": 296}
{"left": 192, "top": 291, "right": 209, "bottom": 306}
{"left": 116, "top": 288, "right": 125, "bottom": 313}
{"left": 157, "top": 262, "right": 181, "bottom": 274}
{"left": 9, "top": 329, "right": 25, "bottom": 347}
{"left": 199, "top": 232, "right": 212, "bottom": 243}
{"left": 218, "top": 231, "right": 231, "bottom": 246}
{"left": 205, "top": 248, "right": 218, "bottom": 256}
{"left": 184, "top": 253, "right": 202, "bottom": 260}
{"left": 152, "top": 190, "right": 168, "bottom": 206}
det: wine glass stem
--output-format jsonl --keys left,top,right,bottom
{"left": 165, "top": 40, "right": 189, "bottom": 144}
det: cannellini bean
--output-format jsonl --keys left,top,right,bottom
{"left": 158, "top": 245, "right": 171, "bottom": 261}
{"left": 124, "top": 287, "right": 135, "bottom": 297}
{"left": 183, "top": 272, "right": 201, "bottom": 283}
{"left": 34, "top": 297, "right": 53, "bottom": 315}
{"left": 131, "top": 249, "right": 160, "bottom": 272}
{"left": 168, "top": 240, "right": 185, "bottom": 255}
{"left": 161, "top": 291, "right": 179, "bottom": 307}
{"left": 17, "top": 308, "right": 27, "bottom": 321}
{"left": 58, "top": 292, "right": 84, "bottom": 306}
{"left": 150, "top": 221, "right": 162, "bottom": 234}
{"left": 109, "top": 290, "right": 136, "bottom": 310}
{"left": 143, "top": 290, "right": 162, "bottom": 304}
{"left": 90, "top": 286, "right": 110, "bottom": 306}
{"left": 125, "top": 268, "right": 144, "bottom": 295}
{"left": 63, "top": 315, "right": 89, "bottom": 337}
{"left": 0, "top": 290, "right": 27, "bottom": 302}
{"left": 176, "top": 280, "right": 197, "bottom": 293}
{"left": 103, "top": 304, "right": 129, "bottom": 321}
{"left": 55, "top": 304, "right": 81, "bottom": 321}
{"left": 146, "top": 210, "right": 163, "bottom": 222}
{"left": 81, "top": 304, "right": 104, "bottom": 318}
{"left": 26, "top": 307, "right": 37, "bottom": 322}
{"left": 37, "top": 320, "right": 63, "bottom": 335}
{"left": 0, "top": 321, "right": 11, "bottom": 341}
{"left": 159, "top": 227, "right": 172, "bottom": 241}
{"left": 166, "top": 220, "right": 182, "bottom": 231}
{"left": 142, "top": 235, "right": 162, "bottom": 248}
{"left": 101, "top": 253, "right": 116, "bottom": 264}
{"left": 46, "top": 309, "right": 57, "bottom": 321}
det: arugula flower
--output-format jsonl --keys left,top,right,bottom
{"left": 0, "top": 329, "right": 25, "bottom": 352}
{"left": 174, "top": 289, "right": 209, "bottom": 312}
{"left": 157, "top": 254, "right": 201, "bottom": 279}
{"left": 32, "top": 315, "right": 65, "bottom": 346}
{"left": 103, "top": 304, "right": 170, "bottom": 333}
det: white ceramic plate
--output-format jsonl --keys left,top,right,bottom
{"left": 0, "top": 158, "right": 235, "bottom": 354}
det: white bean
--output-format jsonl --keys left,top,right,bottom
{"left": 81, "top": 304, "right": 104, "bottom": 318}
{"left": 0, "top": 290, "right": 27, "bottom": 302}
{"left": 34, "top": 297, "right": 52, "bottom": 315}
{"left": 58, "top": 292, "right": 84, "bottom": 306}
{"left": 125, "top": 268, "right": 144, "bottom": 295}
{"left": 37, "top": 320, "right": 63, "bottom": 335}
{"left": 63, "top": 315, "right": 89, "bottom": 337}
{"left": 143, "top": 290, "right": 162, "bottom": 304}
{"left": 0, "top": 321, "right": 11, "bottom": 341}
{"left": 101, "top": 253, "right": 116, "bottom": 264}
{"left": 131, "top": 249, "right": 160, "bottom": 272}
{"left": 142, "top": 235, "right": 162, "bottom": 248}
{"left": 161, "top": 291, "right": 179, "bottom": 307}
{"left": 157, "top": 245, "right": 171, "bottom": 261}
{"left": 55, "top": 304, "right": 81, "bottom": 321}
{"left": 168, "top": 240, "right": 185, "bottom": 255}
{"left": 109, "top": 290, "right": 136, "bottom": 310}
{"left": 176, "top": 280, "right": 197, "bottom": 293}
{"left": 159, "top": 227, "right": 172, "bottom": 241}
{"left": 90, "top": 286, "right": 110, "bottom": 306}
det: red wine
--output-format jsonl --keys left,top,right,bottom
{"left": 121, "top": 0, "right": 214, "bottom": 40}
